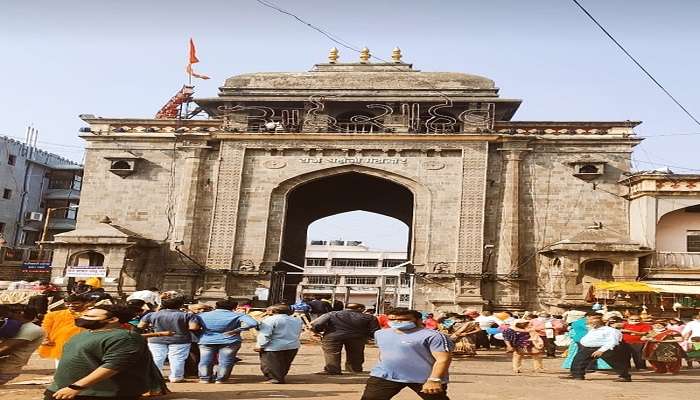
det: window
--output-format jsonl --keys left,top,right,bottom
{"left": 306, "top": 258, "right": 326, "bottom": 266}
{"left": 578, "top": 164, "right": 599, "bottom": 174}
{"left": 382, "top": 259, "right": 406, "bottom": 268}
{"left": 0, "top": 221, "right": 5, "bottom": 233}
{"left": 66, "top": 202, "right": 79, "bottom": 220}
{"left": 8, "top": 154, "right": 16, "bottom": 166}
{"left": 384, "top": 276, "right": 398, "bottom": 285}
{"left": 72, "top": 175, "right": 82, "bottom": 191}
{"left": 306, "top": 275, "right": 336, "bottom": 285}
{"left": 399, "top": 294, "right": 410, "bottom": 302}
{"left": 2, "top": 189, "right": 11, "bottom": 199}
{"left": 345, "top": 276, "right": 377, "bottom": 285}
{"left": 688, "top": 231, "right": 700, "bottom": 253}
{"left": 22, "top": 231, "right": 39, "bottom": 246}
{"left": 331, "top": 258, "right": 378, "bottom": 267}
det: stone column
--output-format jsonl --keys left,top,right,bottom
{"left": 172, "top": 145, "right": 206, "bottom": 254}
{"left": 495, "top": 141, "right": 530, "bottom": 307}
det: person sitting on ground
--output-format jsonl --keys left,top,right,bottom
{"left": 361, "top": 309, "right": 454, "bottom": 400}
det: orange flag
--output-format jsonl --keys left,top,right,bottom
{"left": 186, "top": 38, "right": 210, "bottom": 80}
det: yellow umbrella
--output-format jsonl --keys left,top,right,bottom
{"left": 592, "top": 281, "right": 658, "bottom": 293}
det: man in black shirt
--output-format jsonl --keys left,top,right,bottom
{"left": 309, "top": 296, "right": 332, "bottom": 320}
{"left": 310, "top": 303, "right": 380, "bottom": 375}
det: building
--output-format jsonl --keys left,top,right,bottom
{"left": 0, "top": 136, "right": 83, "bottom": 281}
{"left": 300, "top": 240, "right": 410, "bottom": 309}
{"left": 45, "top": 49, "right": 698, "bottom": 311}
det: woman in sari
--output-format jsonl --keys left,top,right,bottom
{"left": 450, "top": 315, "right": 481, "bottom": 357}
{"left": 642, "top": 322, "right": 685, "bottom": 374}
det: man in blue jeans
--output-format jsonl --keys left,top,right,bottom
{"left": 138, "top": 296, "right": 200, "bottom": 383}
{"left": 197, "top": 299, "right": 258, "bottom": 383}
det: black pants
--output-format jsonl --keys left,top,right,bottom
{"left": 321, "top": 336, "right": 367, "bottom": 373}
{"left": 571, "top": 345, "right": 631, "bottom": 379}
{"left": 361, "top": 376, "right": 449, "bottom": 400}
{"left": 259, "top": 348, "right": 298, "bottom": 382}
{"left": 627, "top": 343, "right": 647, "bottom": 369}
{"left": 45, "top": 391, "right": 139, "bottom": 400}
{"left": 544, "top": 337, "right": 556, "bottom": 357}
{"left": 475, "top": 330, "right": 490, "bottom": 349}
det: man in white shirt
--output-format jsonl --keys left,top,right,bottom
{"left": 126, "top": 287, "right": 161, "bottom": 308}
{"left": 473, "top": 311, "right": 503, "bottom": 350}
{"left": 0, "top": 305, "right": 45, "bottom": 384}
{"left": 682, "top": 313, "right": 700, "bottom": 341}
{"left": 567, "top": 312, "right": 631, "bottom": 382}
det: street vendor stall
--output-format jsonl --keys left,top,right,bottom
{"left": 590, "top": 281, "right": 700, "bottom": 319}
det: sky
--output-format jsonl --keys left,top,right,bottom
{"left": 2, "top": 1, "right": 698, "bottom": 251}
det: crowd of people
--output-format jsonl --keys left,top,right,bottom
{"left": 1, "top": 282, "right": 700, "bottom": 400}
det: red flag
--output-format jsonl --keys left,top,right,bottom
{"left": 188, "top": 38, "right": 199, "bottom": 64}
{"left": 186, "top": 38, "right": 210, "bottom": 80}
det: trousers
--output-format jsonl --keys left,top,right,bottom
{"left": 148, "top": 342, "right": 191, "bottom": 382}
{"left": 259, "top": 348, "right": 298, "bottom": 382}
{"left": 627, "top": 343, "right": 647, "bottom": 369}
{"left": 570, "top": 345, "right": 631, "bottom": 379}
{"left": 321, "top": 336, "right": 367, "bottom": 374}
{"left": 360, "top": 376, "right": 449, "bottom": 400}
{"left": 198, "top": 342, "right": 242, "bottom": 382}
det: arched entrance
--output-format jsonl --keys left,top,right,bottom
{"left": 578, "top": 259, "right": 614, "bottom": 285}
{"left": 274, "top": 171, "right": 415, "bottom": 302}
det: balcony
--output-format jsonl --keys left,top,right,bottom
{"left": 645, "top": 252, "right": 700, "bottom": 279}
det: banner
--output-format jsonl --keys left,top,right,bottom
{"left": 21, "top": 261, "right": 52, "bottom": 273}
{"left": 66, "top": 266, "right": 107, "bottom": 278}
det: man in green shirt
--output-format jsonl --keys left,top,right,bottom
{"left": 47, "top": 305, "right": 152, "bottom": 400}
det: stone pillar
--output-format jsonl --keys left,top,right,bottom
{"left": 495, "top": 141, "right": 530, "bottom": 307}
{"left": 172, "top": 145, "right": 206, "bottom": 254}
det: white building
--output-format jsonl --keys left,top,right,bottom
{"left": 300, "top": 240, "right": 412, "bottom": 309}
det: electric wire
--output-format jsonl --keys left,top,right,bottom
{"left": 571, "top": 0, "right": 700, "bottom": 126}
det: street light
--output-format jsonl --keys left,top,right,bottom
{"left": 39, "top": 205, "right": 79, "bottom": 250}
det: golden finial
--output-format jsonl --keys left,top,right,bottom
{"left": 391, "top": 47, "right": 402, "bottom": 63}
{"left": 359, "top": 47, "right": 371, "bottom": 63}
{"left": 328, "top": 47, "right": 339, "bottom": 64}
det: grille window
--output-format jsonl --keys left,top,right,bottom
{"left": 345, "top": 276, "right": 377, "bottom": 285}
{"left": 331, "top": 258, "right": 378, "bottom": 267}
{"left": 306, "top": 275, "right": 336, "bottom": 285}
{"left": 306, "top": 258, "right": 326, "bottom": 266}
{"left": 688, "top": 231, "right": 700, "bottom": 252}
{"left": 384, "top": 276, "right": 398, "bottom": 285}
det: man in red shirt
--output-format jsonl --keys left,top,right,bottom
{"left": 621, "top": 315, "right": 651, "bottom": 370}
{"left": 423, "top": 314, "right": 439, "bottom": 330}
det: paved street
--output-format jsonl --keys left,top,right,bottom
{"left": 3, "top": 341, "right": 699, "bottom": 400}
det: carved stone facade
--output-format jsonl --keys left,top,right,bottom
{"left": 46, "top": 59, "right": 650, "bottom": 311}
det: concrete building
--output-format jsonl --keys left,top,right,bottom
{"left": 44, "top": 49, "right": 699, "bottom": 311}
{"left": 0, "top": 136, "right": 82, "bottom": 248}
{"left": 0, "top": 136, "right": 83, "bottom": 281}
{"left": 300, "top": 240, "right": 410, "bottom": 309}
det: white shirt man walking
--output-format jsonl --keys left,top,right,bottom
{"left": 566, "top": 312, "right": 632, "bottom": 382}
{"left": 361, "top": 309, "right": 454, "bottom": 400}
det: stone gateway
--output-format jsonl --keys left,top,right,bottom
{"left": 48, "top": 53, "right": 648, "bottom": 312}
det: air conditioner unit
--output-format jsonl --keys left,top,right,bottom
{"left": 28, "top": 212, "right": 43, "bottom": 222}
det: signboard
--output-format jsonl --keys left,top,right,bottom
{"left": 21, "top": 261, "right": 52, "bottom": 273}
{"left": 66, "top": 266, "right": 107, "bottom": 278}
